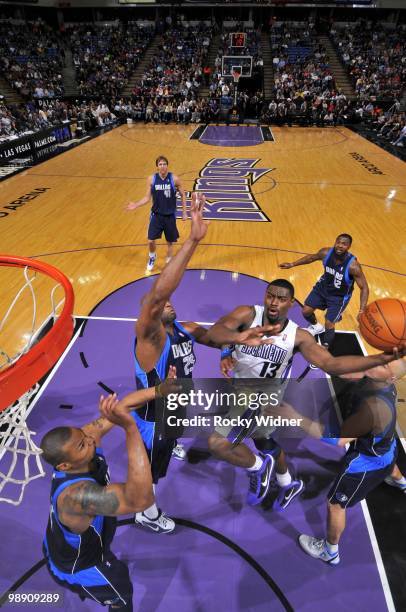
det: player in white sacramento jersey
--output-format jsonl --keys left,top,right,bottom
{"left": 207, "top": 279, "right": 403, "bottom": 510}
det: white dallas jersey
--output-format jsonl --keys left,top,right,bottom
{"left": 233, "top": 306, "right": 297, "bottom": 382}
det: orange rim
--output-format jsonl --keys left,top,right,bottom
{"left": 0, "top": 255, "right": 74, "bottom": 411}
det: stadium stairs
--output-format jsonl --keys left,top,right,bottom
{"left": 0, "top": 75, "right": 24, "bottom": 105}
{"left": 199, "top": 33, "right": 221, "bottom": 98}
{"left": 122, "top": 34, "right": 163, "bottom": 98}
{"left": 318, "top": 35, "right": 355, "bottom": 100}
{"left": 261, "top": 32, "right": 274, "bottom": 101}
{"left": 62, "top": 47, "right": 79, "bottom": 97}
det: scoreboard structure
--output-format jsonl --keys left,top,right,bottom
{"left": 230, "top": 32, "right": 246, "bottom": 49}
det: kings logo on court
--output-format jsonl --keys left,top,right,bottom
{"left": 177, "top": 158, "right": 274, "bottom": 222}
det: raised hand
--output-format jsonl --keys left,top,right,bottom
{"left": 235, "top": 324, "right": 283, "bottom": 347}
{"left": 279, "top": 262, "right": 293, "bottom": 269}
{"left": 189, "top": 192, "right": 208, "bottom": 242}
{"left": 159, "top": 365, "right": 182, "bottom": 396}
{"left": 99, "top": 393, "right": 135, "bottom": 428}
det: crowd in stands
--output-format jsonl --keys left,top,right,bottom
{"left": 0, "top": 98, "right": 119, "bottom": 141}
{"left": 330, "top": 22, "right": 405, "bottom": 103}
{"left": 130, "top": 24, "right": 212, "bottom": 113}
{"left": 360, "top": 103, "right": 406, "bottom": 147}
{"left": 0, "top": 17, "right": 404, "bottom": 151}
{"left": 0, "top": 20, "right": 64, "bottom": 99}
{"left": 264, "top": 22, "right": 354, "bottom": 126}
{"left": 67, "top": 23, "right": 154, "bottom": 98}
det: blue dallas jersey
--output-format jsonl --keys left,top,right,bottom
{"left": 345, "top": 381, "right": 397, "bottom": 473}
{"left": 151, "top": 172, "right": 177, "bottom": 216}
{"left": 317, "top": 247, "right": 356, "bottom": 298}
{"left": 134, "top": 321, "right": 196, "bottom": 422}
{"left": 43, "top": 449, "right": 117, "bottom": 578}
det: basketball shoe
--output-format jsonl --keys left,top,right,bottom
{"left": 299, "top": 535, "right": 340, "bottom": 565}
{"left": 134, "top": 509, "right": 175, "bottom": 533}
{"left": 306, "top": 323, "right": 325, "bottom": 336}
{"left": 247, "top": 453, "right": 275, "bottom": 506}
{"left": 146, "top": 255, "right": 156, "bottom": 272}
{"left": 172, "top": 443, "right": 186, "bottom": 461}
{"left": 274, "top": 479, "right": 304, "bottom": 511}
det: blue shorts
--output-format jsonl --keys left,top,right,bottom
{"left": 148, "top": 213, "right": 179, "bottom": 242}
{"left": 328, "top": 461, "right": 394, "bottom": 508}
{"left": 46, "top": 550, "right": 133, "bottom": 610}
{"left": 305, "top": 283, "right": 352, "bottom": 323}
{"left": 132, "top": 409, "right": 176, "bottom": 484}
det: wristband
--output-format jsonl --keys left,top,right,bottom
{"left": 221, "top": 346, "right": 233, "bottom": 359}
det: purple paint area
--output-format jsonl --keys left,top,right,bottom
{"left": 0, "top": 271, "right": 389, "bottom": 611}
{"left": 199, "top": 126, "right": 263, "bottom": 147}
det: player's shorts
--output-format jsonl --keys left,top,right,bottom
{"left": 132, "top": 409, "right": 176, "bottom": 484}
{"left": 148, "top": 212, "right": 179, "bottom": 242}
{"left": 45, "top": 550, "right": 133, "bottom": 610}
{"left": 305, "top": 283, "right": 352, "bottom": 323}
{"left": 328, "top": 461, "right": 395, "bottom": 508}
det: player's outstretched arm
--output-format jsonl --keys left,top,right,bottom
{"left": 297, "top": 329, "right": 406, "bottom": 375}
{"left": 125, "top": 175, "right": 152, "bottom": 210}
{"left": 148, "top": 191, "right": 207, "bottom": 298}
{"left": 136, "top": 192, "right": 208, "bottom": 369}
{"left": 279, "top": 247, "right": 328, "bottom": 269}
{"left": 350, "top": 259, "right": 369, "bottom": 319}
{"left": 60, "top": 400, "right": 154, "bottom": 521}
{"left": 207, "top": 306, "right": 281, "bottom": 346}
{"left": 340, "top": 357, "right": 406, "bottom": 382}
{"left": 181, "top": 321, "right": 222, "bottom": 348}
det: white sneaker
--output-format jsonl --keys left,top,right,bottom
{"left": 172, "top": 443, "right": 186, "bottom": 461}
{"left": 146, "top": 255, "right": 156, "bottom": 272}
{"left": 134, "top": 509, "right": 175, "bottom": 533}
{"left": 299, "top": 535, "right": 340, "bottom": 565}
{"left": 384, "top": 475, "right": 406, "bottom": 492}
{"left": 306, "top": 323, "right": 325, "bottom": 336}
{"left": 165, "top": 256, "right": 172, "bottom": 264}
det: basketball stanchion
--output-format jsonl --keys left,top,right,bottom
{"left": 232, "top": 69, "right": 241, "bottom": 108}
{"left": 0, "top": 255, "right": 74, "bottom": 505}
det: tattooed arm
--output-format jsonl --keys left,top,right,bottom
{"left": 58, "top": 401, "right": 154, "bottom": 532}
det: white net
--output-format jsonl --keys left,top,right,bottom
{"left": 0, "top": 385, "right": 45, "bottom": 505}
{"left": 0, "top": 263, "right": 67, "bottom": 505}
{"left": 0, "top": 266, "right": 65, "bottom": 371}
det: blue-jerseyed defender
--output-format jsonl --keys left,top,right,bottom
{"left": 280, "top": 233, "right": 369, "bottom": 348}
{"left": 131, "top": 193, "right": 221, "bottom": 534}
{"left": 126, "top": 155, "right": 187, "bottom": 271}
{"left": 41, "top": 382, "right": 177, "bottom": 610}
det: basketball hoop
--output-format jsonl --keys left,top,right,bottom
{"left": 0, "top": 255, "right": 74, "bottom": 504}
{"left": 232, "top": 70, "right": 241, "bottom": 85}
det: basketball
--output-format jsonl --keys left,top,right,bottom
{"left": 359, "top": 299, "right": 406, "bottom": 351}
